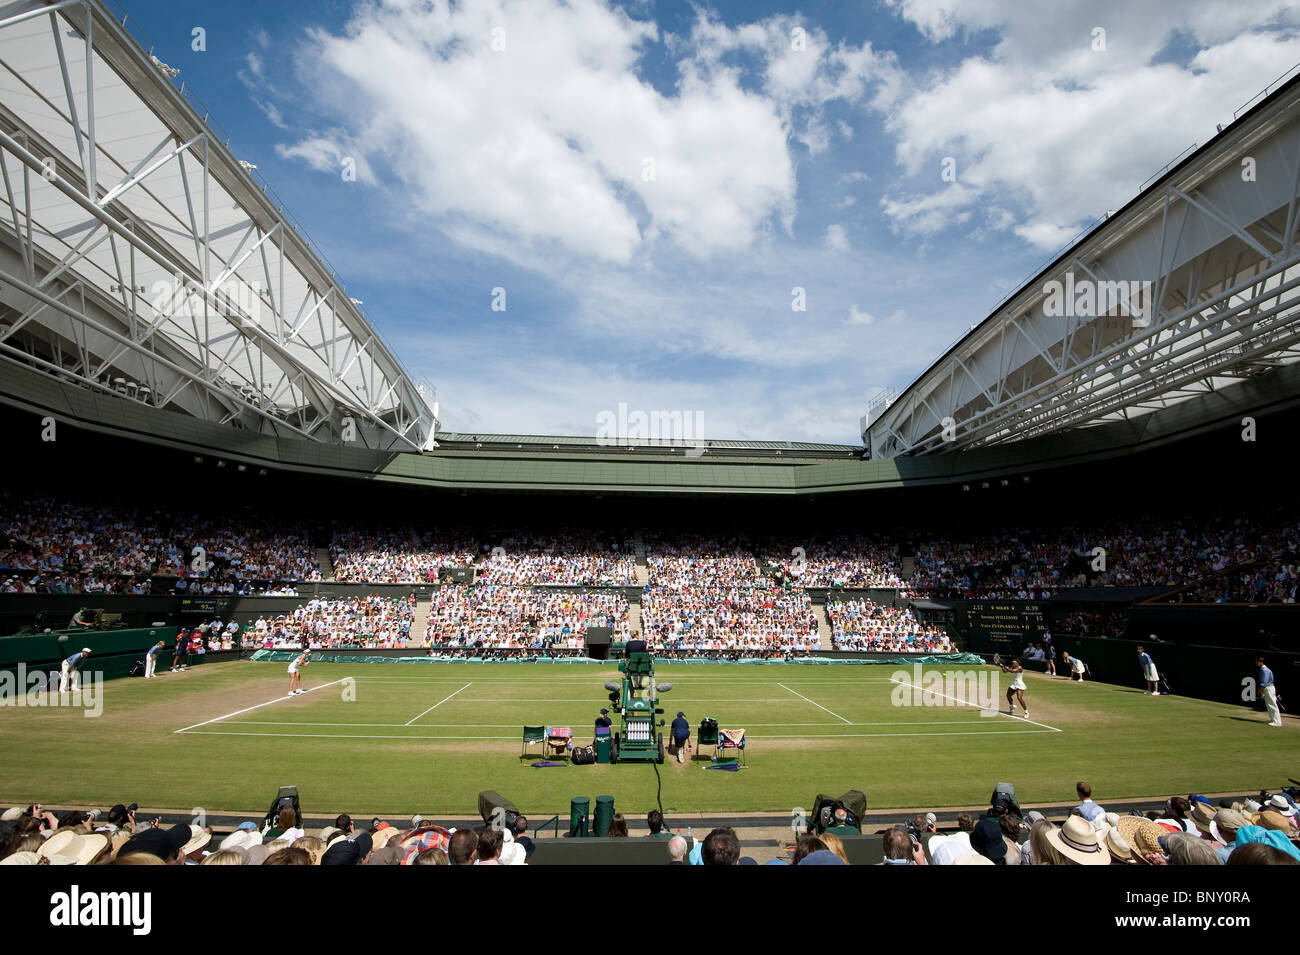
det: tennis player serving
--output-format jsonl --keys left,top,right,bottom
{"left": 998, "top": 656, "right": 1029, "bottom": 719}
{"left": 287, "top": 650, "right": 309, "bottom": 697}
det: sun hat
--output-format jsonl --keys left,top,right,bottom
{"left": 1103, "top": 828, "right": 1139, "bottom": 863}
{"left": 38, "top": 831, "right": 108, "bottom": 866}
{"left": 221, "top": 829, "right": 261, "bottom": 852}
{"left": 1210, "top": 809, "right": 1249, "bottom": 845}
{"left": 1189, "top": 802, "right": 1217, "bottom": 835}
{"left": 1255, "top": 810, "right": 1297, "bottom": 833}
{"left": 0, "top": 851, "right": 40, "bottom": 865}
{"left": 953, "top": 852, "right": 994, "bottom": 865}
{"left": 1266, "top": 795, "right": 1296, "bottom": 817}
{"left": 180, "top": 825, "right": 211, "bottom": 857}
{"left": 370, "top": 826, "right": 401, "bottom": 850}
{"left": 1, "top": 807, "right": 25, "bottom": 822}
{"left": 1116, "top": 816, "right": 1166, "bottom": 858}
{"left": 1046, "top": 816, "right": 1110, "bottom": 865}
{"left": 500, "top": 840, "right": 527, "bottom": 865}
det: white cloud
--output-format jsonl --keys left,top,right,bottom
{"left": 825, "top": 223, "right": 849, "bottom": 251}
{"left": 848, "top": 304, "right": 874, "bottom": 325}
{"left": 278, "top": 1, "right": 902, "bottom": 265}
{"left": 274, "top": 136, "right": 375, "bottom": 185}
{"left": 879, "top": 1, "right": 1300, "bottom": 249}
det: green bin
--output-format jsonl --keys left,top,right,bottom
{"left": 568, "top": 797, "right": 589, "bottom": 838}
{"left": 595, "top": 736, "right": 611, "bottom": 764}
{"left": 593, "top": 795, "right": 615, "bottom": 836}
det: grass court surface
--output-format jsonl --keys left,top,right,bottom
{"left": 1, "top": 660, "right": 1293, "bottom": 816}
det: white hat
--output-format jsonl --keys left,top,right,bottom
{"left": 1266, "top": 795, "right": 1296, "bottom": 817}
{"left": 500, "top": 841, "right": 527, "bottom": 865}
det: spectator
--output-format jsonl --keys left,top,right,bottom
{"left": 701, "top": 827, "right": 741, "bottom": 865}
{"left": 448, "top": 829, "right": 478, "bottom": 865}
{"left": 646, "top": 810, "right": 668, "bottom": 837}
{"left": 1076, "top": 782, "right": 1104, "bottom": 822}
{"left": 475, "top": 828, "right": 504, "bottom": 865}
{"left": 881, "top": 828, "right": 925, "bottom": 865}
{"left": 667, "top": 834, "right": 688, "bottom": 864}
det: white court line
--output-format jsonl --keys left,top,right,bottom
{"left": 777, "top": 683, "right": 851, "bottom": 723}
{"left": 404, "top": 683, "right": 473, "bottom": 726}
{"left": 451, "top": 698, "right": 794, "bottom": 702}
{"left": 217, "top": 717, "right": 1008, "bottom": 728}
{"left": 222, "top": 720, "right": 849, "bottom": 728}
{"left": 332, "top": 679, "right": 912, "bottom": 685}
{"left": 887, "top": 677, "right": 1062, "bottom": 732}
{"left": 174, "top": 678, "right": 352, "bottom": 734}
{"left": 173, "top": 727, "right": 1053, "bottom": 741}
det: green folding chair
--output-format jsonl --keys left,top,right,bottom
{"left": 521, "top": 725, "right": 546, "bottom": 760}
{"left": 697, "top": 717, "right": 719, "bottom": 760}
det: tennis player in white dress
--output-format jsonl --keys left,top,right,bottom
{"left": 1000, "top": 658, "right": 1029, "bottom": 719}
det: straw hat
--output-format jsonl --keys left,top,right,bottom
{"left": 0, "top": 807, "right": 24, "bottom": 822}
{"left": 1045, "top": 816, "right": 1110, "bottom": 865}
{"left": 1116, "top": 816, "right": 1166, "bottom": 858}
{"left": 1255, "top": 810, "right": 1297, "bottom": 833}
{"left": 953, "top": 852, "right": 994, "bottom": 865}
{"left": 370, "top": 826, "right": 401, "bottom": 850}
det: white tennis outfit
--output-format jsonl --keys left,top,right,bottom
{"left": 1009, "top": 670, "right": 1026, "bottom": 691}
{"left": 287, "top": 657, "right": 302, "bottom": 674}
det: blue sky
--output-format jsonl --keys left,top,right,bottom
{"left": 114, "top": 0, "right": 1300, "bottom": 443}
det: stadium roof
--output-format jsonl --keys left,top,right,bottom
{"left": 436, "top": 431, "right": 858, "bottom": 457}
{"left": 0, "top": 0, "right": 437, "bottom": 451}
{"left": 865, "top": 64, "right": 1300, "bottom": 458}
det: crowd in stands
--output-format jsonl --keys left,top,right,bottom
{"left": 329, "top": 528, "right": 476, "bottom": 584}
{"left": 5, "top": 778, "right": 1296, "bottom": 866}
{"left": 422, "top": 586, "right": 629, "bottom": 650}
{"left": 0, "top": 493, "right": 320, "bottom": 593}
{"left": 760, "top": 535, "right": 907, "bottom": 588}
{"left": 645, "top": 534, "right": 770, "bottom": 589}
{"left": 1170, "top": 556, "right": 1299, "bottom": 604}
{"left": 826, "top": 598, "right": 954, "bottom": 653}
{"left": 640, "top": 586, "right": 820, "bottom": 653}
{"left": 4, "top": 493, "right": 1299, "bottom": 605}
{"left": 240, "top": 595, "right": 415, "bottom": 650}
{"left": 475, "top": 531, "right": 637, "bottom": 586}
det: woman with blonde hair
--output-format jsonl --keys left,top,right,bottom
{"left": 1029, "top": 820, "right": 1070, "bottom": 865}
{"left": 292, "top": 835, "right": 324, "bottom": 865}
{"left": 200, "top": 849, "right": 245, "bottom": 865}
{"left": 818, "top": 832, "right": 851, "bottom": 864}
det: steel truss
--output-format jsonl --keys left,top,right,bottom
{"left": 0, "top": 0, "right": 438, "bottom": 451}
{"left": 866, "top": 74, "right": 1300, "bottom": 458}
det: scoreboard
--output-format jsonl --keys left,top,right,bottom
{"left": 961, "top": 601, "right": 1047, "bottom": 651}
